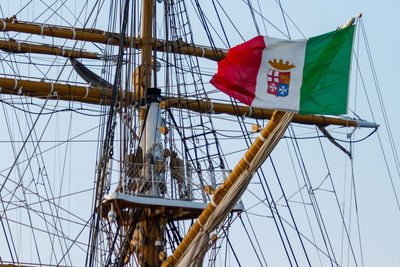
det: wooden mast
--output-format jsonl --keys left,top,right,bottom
{"left": 130, "top": 0, "right": 165, "bottom": 266}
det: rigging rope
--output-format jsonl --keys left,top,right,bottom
{"left": 357, "top": 18, "right": 400, "bottom": 212}
{"left": 230, "top": 99, "right": 296, "bottom": 266}
{"left": 288, "top": 126, "right": 338, "bottom": 267}
{"left": 246, "top": 0, "right": 261, "bottom": 36}
{"left": 87, "top": 0, "right": 131, "bottom": 265}
{"left": 269, "top": 156, "right": 311, "bottom": 265}
{"left": 315, "top": 127, "right": 360, "bottom": 267}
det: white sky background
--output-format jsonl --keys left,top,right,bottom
{"left": 0, "top": 0, "right": 399, "bottom": 266}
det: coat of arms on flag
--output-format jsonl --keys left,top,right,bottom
{"left": 267, "top": 59, "right": 295, "bottom": 97}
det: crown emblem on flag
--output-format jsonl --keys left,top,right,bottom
{"left": 267, "top": 58, "right": 293, "bottom": 97}
{"left": 268, "top": 59, "right": 295, "bottom": 71}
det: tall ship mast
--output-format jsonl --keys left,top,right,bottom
{"left": 0, "top": 1, "right": 398, "bottom": 267}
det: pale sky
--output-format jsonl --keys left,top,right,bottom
{"left": 0, "top": 1, "right": 399, "bottom": 266}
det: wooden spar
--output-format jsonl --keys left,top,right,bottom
{"left": 161, "top": 111, "right": 291, "bottom": 267}
{"left": 0, "top": 76, "right": 377, "bottom": 128}
{"left": 0, "top": 19, "right": 226, "bottom": 61}
{"left": 0, "top": 77, "right": 131, "bottom": 105}
{"left": 160, "top": 98, "right": 378, "bottom": 128}
{"left": 0, "top": 39, "right": 100, "bottom": 59}
{"left": 0, "top": 19, "right": 123, "bottom": 45}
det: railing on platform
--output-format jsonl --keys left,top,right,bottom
{"left": 120, "top": 162, "right": 230, "bottom": 202}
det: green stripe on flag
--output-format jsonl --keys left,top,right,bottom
{"left": 299, "top": 25, "right": 354, "bottom": 115}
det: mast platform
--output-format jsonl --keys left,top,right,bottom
{"left": 103, "top": 192, "right": 244, "bottom": 221}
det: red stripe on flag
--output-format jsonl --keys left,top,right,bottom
{"left": 210, "top": 36, "right": 265, "bottom": 105}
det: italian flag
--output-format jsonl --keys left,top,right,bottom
{"left": 210, "top": 25, "right": 355, "bottom": 115}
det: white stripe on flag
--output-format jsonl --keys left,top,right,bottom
{"left": 251, "top": 37, "right": 307, "bottom": 113}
